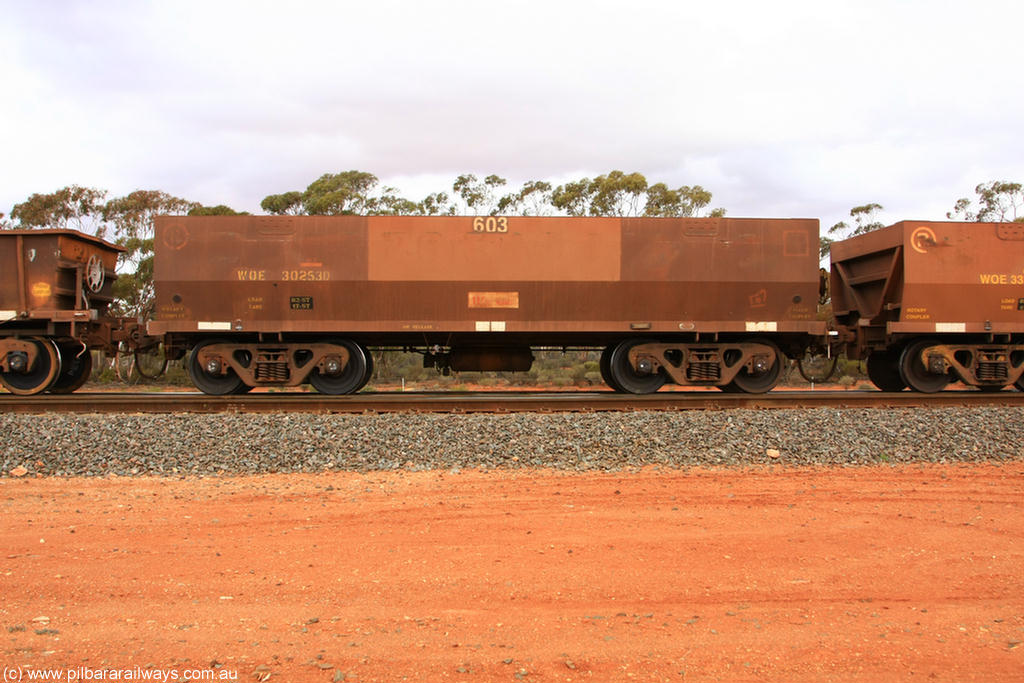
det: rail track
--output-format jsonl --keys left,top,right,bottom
{"left": 1, "top": 390, "right": 1023, "bottom": 414}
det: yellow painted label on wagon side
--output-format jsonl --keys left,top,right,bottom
{"left": 157, "top": 304, "right": 189, "bottom": 321}
{"left": 468, "top": 292, "right": 520, "bottom": 309}
{"left": 30, "top": 282, "right": 51, "bottom": 298}
{"left": 236, "top": 269, "right": 267, "bottom": 281}
{"left": 979, "top": 272, "right": 1024, "bottom": 285}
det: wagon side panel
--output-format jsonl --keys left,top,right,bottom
{"left": 152, "top": 215, "right": 825, "bottom": 339}
{"left": 895, "top": 221, "right": 1024, "bottom": 335}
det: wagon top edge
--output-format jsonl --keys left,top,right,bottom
{"left": 0, "top": 229, "right": 125, "bottom": 253}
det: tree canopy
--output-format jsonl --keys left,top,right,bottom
{"left": 262, "top": 171, "right": 456, "bottom": 217}
{"left": 11, "top": 185, "right": 109, "bottom": 236}
{"left": 549, "top": 172, "right": 725, "bottom": 218}
{"left": 819, "top": 203, "right": 886, "bottom": 258}
{"left": 947, "top": 181, "right": 1024, "bottom": 222}
{"left": 258, "top": 169, "right": 726, "bottom": 219}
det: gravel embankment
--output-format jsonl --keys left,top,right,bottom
{"left": 2, "top": 406, "right": 1023, "bottom": 477}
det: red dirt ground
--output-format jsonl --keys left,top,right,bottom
{"left": 2, "top": 463, "right": 1022, "bottom": 682}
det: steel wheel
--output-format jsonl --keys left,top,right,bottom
{"left": 49, "top": 344, "right": 94, "bottom": 394}
{"left": 599, "top": 345, "right": 624, "bottom": 392}
{"left": 607, "top": 339, "right": 665, "bottom": 394}
{"left": 309, "top": 340, "right": 368, "bottom": 395}
{"left": 730, "top": 340, "right": 784, "bottom": 394}
{"left": 866, "top": 349, "right": 906, "bottom": 392}
{"left": 187, "top": 339, "right": 245, "bottom": 395}
{"left": 1, "top": 337, "right": 61, "bottom": 395}
{"left": 1014, "top": 352, "right": 1024, "bottom": 392}
{"left": 899, "top": 339, "right": 950, "bottom": 393}
{"left": 359, "top": 348, "right": 375, "bottom": 391}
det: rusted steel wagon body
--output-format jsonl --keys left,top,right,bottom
{"left": 0, "top": 230, "right": 141, "bottom": 394}
{"left": 831, "top": 221, "right": 1024, "bottom": 392}
{"left": 150, "top": 215, "right": 826, "bottom": 394}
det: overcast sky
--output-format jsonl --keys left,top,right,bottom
{"left": 2, "top": 0, "right": 1022, "bottom": 232}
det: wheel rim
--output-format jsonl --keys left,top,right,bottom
{"left": 1, "top": 337, "right": 61, "bottom": 395}
{"left": 607, "top": 339, "right": 665, "bottom": 394}
{"left": 309, "top": 340, "right": 368, "bottom": 395}
{"left": 599, "top": 346, "right": 624, "bottom": 392}
{"left": 187, "top": 340, "right": 245, "bottom": 395}
{"left": 866, "top": 349, "right": 906, "bottom": 392}
{"left": 899, "top": 340, "right": 950, "bottom": 393}
{"left": 729, "top": 341, "right": 783, "bottom": 394}
{"left": 49, "top": 344, "right": 94, "bottom": 394}
{"left": 360, "top": 348, "right": 375, "bottom": 391}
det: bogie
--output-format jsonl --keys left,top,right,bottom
{"left": 601, "top": 339, "right": 785, "bottom": 394}
{"left": 184, "top": 339, "right": 373, "bottom": 395}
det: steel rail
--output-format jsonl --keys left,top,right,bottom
{"left": 1, "top": 390, "right": 1023, "bottom": 414}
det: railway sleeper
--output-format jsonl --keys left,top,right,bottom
{"left": 626, "top": 341, "right": 782, "bottom": 390}
{"left": 194, "top": 342, "right": 351, "bottom": 388}
{"left": 912, "top": 343, "right": 1024, "bottom": 388}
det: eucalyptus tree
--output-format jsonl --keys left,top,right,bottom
{"left": 947, "top": 181, "right": 1023, "bottom": 222}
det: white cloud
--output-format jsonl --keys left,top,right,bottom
{"left": 1, "top": 0, "right": 1022, "bottom": 224}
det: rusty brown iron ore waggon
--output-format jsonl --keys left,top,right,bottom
{"left": 0, "top": 230, "right": 155, "bottom": 395}
{"left": 831, "top": 221, "right": 1024, "bottom": 393}
{"left": 147, "top": 215, "right": 825, "bottom": 395}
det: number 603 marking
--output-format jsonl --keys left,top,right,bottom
{"left": 472, "top": 217, "right": 508, "bottom": 233}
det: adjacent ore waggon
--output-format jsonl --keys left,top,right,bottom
{"left": 832, "top": 221, "right": 1024, "bottom": 392}
{"left": 0, "top": 230, "right": 145, "bottom": 394}
{"left": 148, "top": 215, "right": 825, "bottom": 394}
